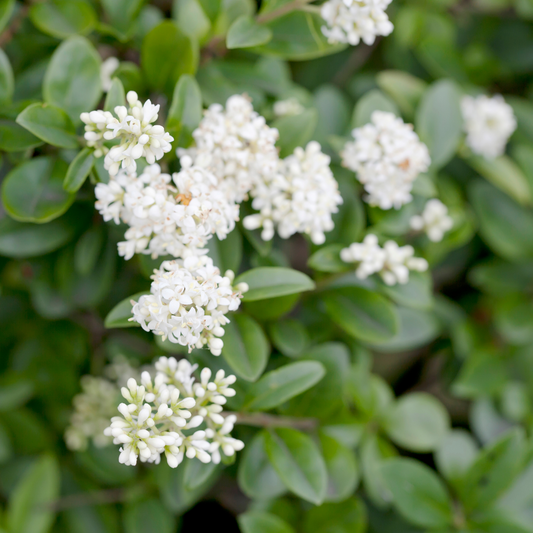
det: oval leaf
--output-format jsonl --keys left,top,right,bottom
{"left": 64, "top": 148, "right": 94, "bottom": 193}
{"left": 273, "top": 108, "right": 318, "bottom": 158}
{"left": 0, "top": 120, "right": 42, "bottom": 152}
{"left": 104, "top": 292, "right": 148, "bottom": 328}
{"left": 227, "top": 15, "right": 272, "bottom": 49}
{"left": 239, "top": 511, "right": 295, "bottom": 533}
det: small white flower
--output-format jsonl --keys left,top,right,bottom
{"left": 321, "top": 0, "right": 394, "bottom": 46}
{"left": 461, "top": 94, "right": 516, "bottom": 159}
{"left": 100, "top": 57, "right": 120, "bottom": 93}
{"left": 410, "top": 199, "right": 453, "bottom": 242}
{"left": 340, "top": 234, "right": 386, "bottom": 279}
{"left": 243, "top": 141, "right": 343, "bottom": 245}
{"left": 342, "top": 111, "right": 430, "bottom": 210}
{"left": 273, "top": 98, "right": 304, "bottom": 117}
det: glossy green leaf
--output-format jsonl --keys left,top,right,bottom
{"left": 16, "top": 103, "right": 78, "bottom": 149}
{"left": 381, "top": 458, "right": 454, "bottom": 529}
{"left": 227, "top": 15, "right": 272, "bottom": 49}
{"left": 238, "top": 431, "right": 286, "bottom": 500}
{"left": 43, "top": 36, "right": 101, "bottom": 123}
{"left": 0, "top": 120, "right": 42, "bottom": 152}
{"left": 416, "top": 79, "right": 462, "bottom": 170}
{"left": 104, "top": 77, "right": 126, "bottom": 112}
{"left": 123, "top": 498, "right": 175, "bottom": 533}
{"left": 3, "top": 157, "right": 74, "bottom": 223}
{"left": 273, "top": 108, "right": 318, "bottom": 158}
{"left": 29, "top": 0, "right": 97, "bottom": 39}
{"left": 380, "top": 271, "right": 434, "bottom": 310}
{"left": 308, "top": 244, "right": 349, "bottom": 273}
{"left": 383, "top": 392, "right": 450, "bottom": 452}
{"left": 239, "top": 511, "right": 295, "bottom": 533}
{"left": 221, "top": 313, "right": 269, "bottom": 381}
{"left": 303, "top": 498, "right": 367, "bottom": 533}
{"left": 63, "top": 148, "right": 94, "bottom": 193}
{"left": 323, "top": 286, "right": 398, "bottom": 343}
{"left": 236, "top": 267, "right": 315, "bottom": 302}
{"left": 104, "top": 292, "right": 148, "bottom": 328}
{"left": 245, "top": 361, "right": 325, "bottom": 411}
{"left": 0, "top": 48, "right": 13, "bottom": 104}
{"left": 7, "top": 454, "right": 60, "bottom": 533}
{"left": 269, "top": 319, "right": 309, "bottom": 358}
{"left": 101, "top": 0, "right": 145, "bottom": 40}
{"left": 265, "top": 427, "right": 328, "bottom": 505}
{"left": 352, "top": 89, "right": 399, "bottom": 128}
{"left": 167, "top": 74, "right": 203, "bottom": 148}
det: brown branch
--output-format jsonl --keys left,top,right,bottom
{"left": 46, "top": 488, "right": 125, "bottom": 512}
{"left": 226, "top": 411, "right": 319, "bottom": 431}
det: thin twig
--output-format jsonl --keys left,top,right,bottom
{"left": 227, "top": 411, "right": 319, "bottom": 431}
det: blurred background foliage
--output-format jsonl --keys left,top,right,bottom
{"left": 1, "top": 0, "right": 533, "bottom": 532}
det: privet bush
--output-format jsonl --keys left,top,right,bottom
{"left": 1, "top": 0, "right": 533, "bottom": 532}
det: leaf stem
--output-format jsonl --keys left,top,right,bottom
{"left": 226, "top": 411, "right": 319, "bottom": 431}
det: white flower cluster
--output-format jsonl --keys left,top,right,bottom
{"left": 81, "top": 91, "right": 173, "bottom": 175}
{"left": 341, "top": 234, "right": 428, "bottom": 285}
{"left": 461, "top": 94, "right": 516, "bottom": 160}
{"left": 95, "top": 160, "right": 239, "bottom": 260}
{"left": 131, "top": 255, "right": 248, "bottom": 355}
{"left": 179, "top": 94, "right": 279, "bottom": 204}
{"left": 104, "top": 357, "right": 244, "bottom": 468}
{"left": 342, "top": 111, "right": 431, "bottom": 210}
{"left": 243, "top": 142, "right": 343, "bottom": 245}
{"left": 321, "top": 0, "right": 394, "bottom": 46}
{"left": 410, "top": 199, "right": 453, "bottom": 242}
{"left": 273, "top": 98, "right": 305, "bottom": 117}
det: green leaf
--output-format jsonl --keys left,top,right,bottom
{"left": 376, "top": 70, "right": 427, "bottom": 119}
{"left": 74, "top": 226, "right": 105, "bottom": 276}
{"left": 29, "top": 0, "right": 97, "bottom": 39}
{"left": 221, "top": 313, "right": 269, "bottom": 381}
{"left": 236, "top": 267, "right": 315, "bottom": 302}
{"left": 43, "top": 36, "right": 101, "bottom": 124}
{"left": 303, "top": 498, "right": 367, "bottom": 533}
{"left": 167, "top": 74, "right": 203, "bottom": 148}
{"left": 63, "top": 148, "right": 94, "bottom": 193}
{"left": 104, "top": 292, "right": 148, "bottom": 328}
{"left": 416, "top": 79, "right": 462, "bottom": 170}
{"left": 269, "top": 319, "right": 309, "bottom": 358}
{"left": 380, "top": 271, "right": 434, "bottom": 310}
{"left": 457, "top": 428, "right": 525, "bottom": 512}
{"left": 0, "top": 216, "right": 76, "bottom": 258}
{"left": 238, "top": 430, "right": 286, "bottom": 500}
{"left": 123, "top": 498, "right": 175, "bottom": 533}
{"left": 244, "top": 293, "right": 301, "bottom": 321}
{"left": 0, "top": 0, "right": 14, "bottom": 35}
{"left": 173, "top": 0, "right": 211, "bottom": 41}
{"left": 0, "top": 48, "right": 13, "bottom": 104}
{"left": 245, "top": 360, "right": 325, "bottom": 411}
{"left": 469, "top": 180, "right": 533, "bottom": 260}
{"left": 3, "top": 157, "right": 75, "bottom": 223}
{"left": 16, "top": 103, "right": 78, "bottom": 149}
{"left": 101, "top": 0, "right": 145, "bottom": 40}
{"left": 381, "top": 458, "right": 454, "bottom": 529}
{"left": 434, "top": 429, "right": 479, "bottom": 483}
{"left": 273, "top": 108, "right": 318, "bottom": 158}
{"left": 323, "top": 286, "right": 399, "bottom": 343}
{"left": 383, "top": 392, "right": 450, "bottom": 452}
{"left": 7, "top": 454, "right": 60, "bottom": 533}
{"left": 183, "top": 459, "right": 218, "bottom": 491}
{"left": 352, "top": 89, "right": 399, "bottom": 128}
{"left": 104, "top": 77, "right": 126, "bottom": 112}
{"left": 142, "top": 21, "right": 198, "bottom": 95}
{"left": 227, "top": 15, "right": 272, "bottom": 49}
{"left": 308, "top": 244, "right": 350, "bottom": 273}
{"left": 320, "top": 433, "right": 360, "bottom": 502}
{"left": 465, "top": 153, "right": 532, "bottom": 206}
{"left": 239, "top": 511, "right": 295, "bottom": 533}
{"left": 265, "top": 427, "right": 328, "bottom": 505}
{"left": 0, "top": 120, "right": 43, "bottom": 152}
{"left": 0, "top": 379, "right": 33, "bottom": 411}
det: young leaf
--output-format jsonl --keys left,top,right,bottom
{"left": 381, "top": 457, "right": 454, "bottom": 529}
{"left": 265, "top": 427, "right": 328, "bottom": 505}
{"left": 221, "top": 313, "right": 270, "bottom": 381}
{"left": 43, "top": 36, "right": 102, "bottom": 123}
{"left": 245, "top": 360, "right": 325, "bottom": 411}
{"left": 227, "top": 15, "right": 272, "bottom": 49}
{"left": 238, "top": 511, "right": 295, "bottom": 533}
{"left": 63, "top": 148, "right": 94, "bottom": 193}
{"left": 323, "top": 286, "right": 399, "bottom": 343}
{"left": 236, "top": 267, "right": 315, "bottom": 301}
{"left": 104, "top": 292, "right": 148, "bottom": 328}
{"left": 238, "top": 431, "right": 287, "bottom": 500}
{"left": 2, "top": 157, "right": 75, "bottom": 223}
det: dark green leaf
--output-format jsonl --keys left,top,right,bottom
{"left": 0, "top": 120, "right": 43, "bottom": 152}
{"left": 74, "top": 226, "right": 105, "bottom": 276}
{"left": 265, "top": 427, "right": 328, "bottom": 505}
{"left": 269, "top": 319, "right": 309, "bottom": 358}
{"left": 123, "top": 498, "right": 175, "bottom": 533}
{"left": 380, "top": 271, "right": 434, "bottom": 310}
{"left": 0, "top": 380, "right": 33, "bottom": 411}
{"left": 303, "top": 498, "right": 367, "bottom": 533}
{"left": 273, "top": 108, "right": 318, "bottom": 158}
{"left": 227, "top": 15, "right": 272, "bottom": 49}
{"left": 104, "top": 292, "right": 148, "bottom": 328}
{"left": 183, "top": 459, "right": 218, "bottom": 491}
{"left": 0, "top": 0, "right": 14, "bottom": 35}
{"left": 352, "top": 89, "right": 399, "bottom": 128}
{"left": 308, "top": 244, "right": 349, "bottom": 273}
{"left": 101, "top": 0, "right": 145, "bottom": 40}
{"left": 239, "top": 511, "right": 295, "bottom": 533}
{"left": 63, "top": 148, "right": 94, "bottom": 193}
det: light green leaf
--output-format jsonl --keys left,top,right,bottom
{"left": 221, "top": 313, "right": 269, "bottom": 381}
{"left": 237, "top": 431, "right": 286, "bottom": 500}
{"left": 0, "top": 120, "right": 43, "bottom": 152}
{"left": 43, "top": 36, "right": 101, "bottom": 123}
{"left": 265, "top": 427, "right": 328, "bottom": 505}
{"left": 308, "top": 244, "right": 350, "bottom": 273}
{"left": 303, "top": 498, "right": 367, "bottom": 533}
{"left": 123, "top": 499, "right": 175, "bottom": 533}
{"left": 435, "top": 429, "right": 479, "bottom": 483}
{"left": 29, "top": 0, "right": 97, "bottom": 39}
{"left": 380, "top": 271, "right": 434, "bottom": 310}
{"left": 352, "top": 89, "right": 399, "bottom": 128}
{"left": 273, "top": 108, "right": 318, "bottom": 158}
{"left": 323, "top": 286, "right": 399, "bottom": 343}
{"left": 0, "top": 48, "right": 13, "bottom": 104}
{"left": 16, "top": 103, "right": 78, "bottom": 149}
{"left": 104, "top": 77, "right": 126, "bottom": 112}
{"left": 416, "top": 79, "right": 462, "bottom": 170}
{"left": 3, "top": 157, "right": 75, "bottom": 223}
{"left": 101, "top": 0, "right": 145, "bottom": 40}
{"left": 173, "top": 0, "right": 211, "bottom": 41}
{"left": 245, "top": 360, "right": 325, "bottom": 411}
{"left": 63, "top": 148, "right": 94, "bottom": 193}
{"left": 227, "top": 15, "right": 272, "bottom": 49}
{"left": 7, "top": 454, "right": 60, "bottom": 533}
{"left": 383, "top": 392, "right": 450, "bottom": 452}
{"left": 239, "top": 511, "right": 295, "bottom": 533}
{"left": 104, "top": 292, "right": 148, "bottom": 328}
{"left": 381, "top": 457, "right": 454, "bottom": 529}
{"left": 167, "top": 74, "right": 203, "bottom": 148}
{"left": 376, "top": 70, "right": 427, "bottom": 118}
{"left": 236, "top": 267, "right": 315, "bottom": 302}
{"left": 269, "top": 319, "right": 309, "bottom": 358}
